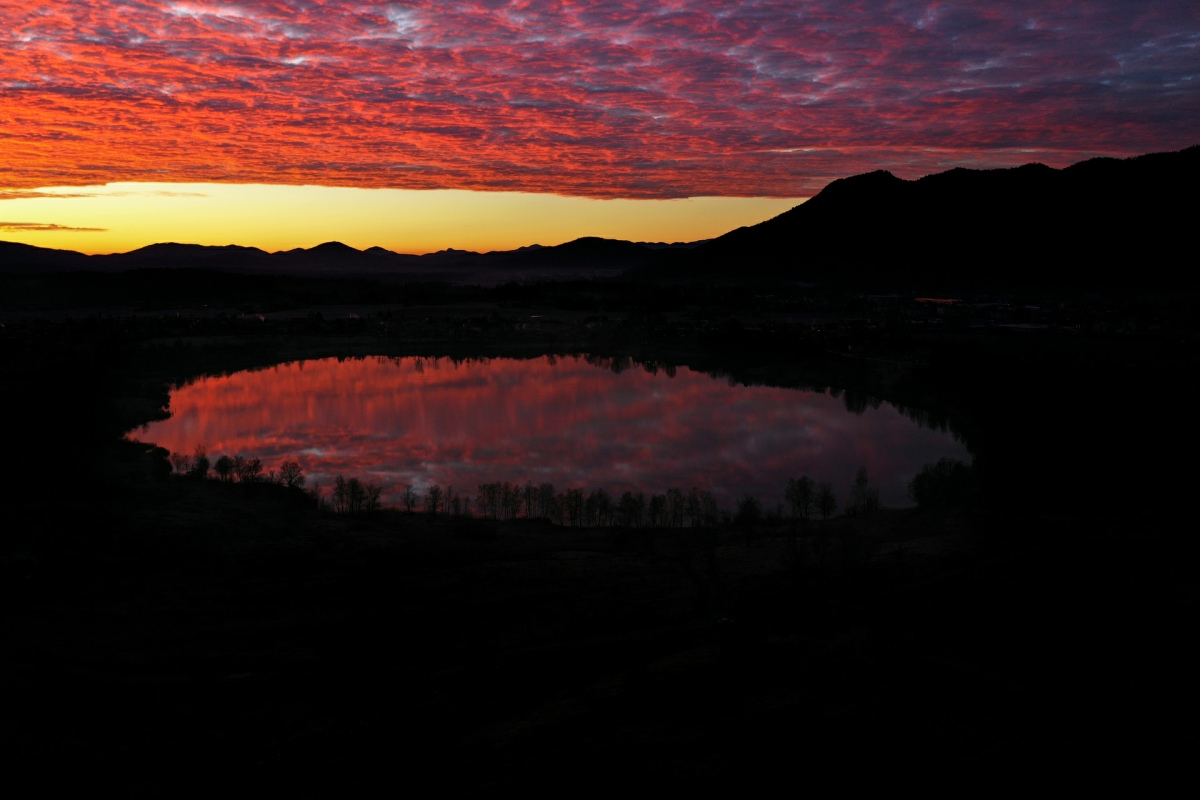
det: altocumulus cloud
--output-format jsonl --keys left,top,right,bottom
{"left": 1, "top": 1, "right": 1197, "bottom": 196}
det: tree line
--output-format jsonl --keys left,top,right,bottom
{"left": 169, "top": 445, "right": 307, "bottom": 488}
{"left": 169, "top": 444, "right": 969, "bottom": 523}
{"left": 383, "top": 466, "right": 887, "bottom": 527}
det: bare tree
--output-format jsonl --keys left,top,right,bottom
{"left": 736, "top": 495, "right": 762, "bottom": 526}
{"left": 617, "top": 491, "right": 643, "bottom": 527}
{"left": 522, "top": 481, "right": 537, "bottom": 518}
{"left": 817, "top": 482, "right": 838, "bottom": 520}
{"left": 665, "top": 488, "right": 685, "bottom": 528}
{"left": 476, "top": 482, "right": 500, "bottom": 519}
{"left": 169, "top": 452, "right": 191, "bottom": 475}
{"left": 565, "top": 488, "right": 585, "bottom": 526}
{"left": 363, "top": 482, "right": 382, "bottom": 514}
{"left": 699, "top": 490, "right": 720, "bottom": 527}
{"left": 279, "top": 460, "right": 305, "bottom": 489}
{"left": 307, "top": 480, "right": 328, "bottom": 511}
{"left": 236, "top": 457, "right": 263, "bottom": 483}
{"left": 685, "top": 488, "right": 703, "bottom": 527}
{"left": 334, "top": 477, "right": 368, "bottom": 514}
{"left": 425, "top": 484, "right": 443, "bottom": 515}
{"left": 503, "top": 482, "right": 522, "bottom": 520}
{"left": 785, "top": 476, "right": 816, "bottom": 521}
{"left": 538, "top": 482, "right": 556, "bottom": 519}
{"left": 333, "top": 476, "right": 349, "bottom": 514}
{"left": 648, "top": 494, "right": 667, "bottom": 527}
{"left": 592, "top": 488, "right": 613, "bottom": 526}
{"left": 401, "top": 485, "right": 419, "bottom": 513}
{"left": 555, "top": 491, "right": 569, "bottom": 525}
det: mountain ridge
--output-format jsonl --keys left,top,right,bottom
{"left": 0, "top": 235, "right": 685, "bottom": 285}
{"left": 642, "top": 145, "right": 1200, "bottom": 288}
{"left": 4, "top": 145, "right": 1197, "bottom": 288}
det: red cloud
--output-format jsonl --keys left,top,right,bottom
{"left": 1, "top": 1, "right": 1197, "bottom": 196}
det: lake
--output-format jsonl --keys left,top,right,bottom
{"left": 137, "top": 354, "right": 970, "bottom": 511}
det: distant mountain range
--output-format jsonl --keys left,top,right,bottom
{"left": 0, "top": 235, "right": 703, "bottom": 285}
{"left": 4, "top": 144, "right": 1197, "bottom": 289}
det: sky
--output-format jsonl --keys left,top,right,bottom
{"left": 2, "top": 1, "right": 1197, "bottom": 254}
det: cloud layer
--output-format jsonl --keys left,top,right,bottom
{"left": 2, "top": 1, "right": 1197, "bottom": 197}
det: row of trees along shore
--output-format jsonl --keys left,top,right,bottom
{"left": 167, "top": 445, "right": 381, "bottom": 514}
{"left": 164, "top": 446, "right": 981, "bottom": 525}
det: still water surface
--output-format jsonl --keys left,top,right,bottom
{"left": 139, "top": 355, "right": 970, "bottom": 509}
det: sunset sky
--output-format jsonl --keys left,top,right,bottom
{"left": 2, "top": 1, "right": 1197, "bottom": 254}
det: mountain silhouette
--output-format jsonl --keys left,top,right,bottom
{"left": 0, "top": 241, "right": 91, "bottom": 270}
{"left": 0, "top": 235, "right": 678, "bottom": 284}
{"left": 636, "top": 145, "right": 1200, "bottom": 288}
{"left": 4, "top": 145, "right": 1194, "bottom": 289}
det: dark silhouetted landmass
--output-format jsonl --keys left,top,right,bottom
{"left": 636, "top": 145, "right": 1200, "bottom": 289}
{"left": 6, "top": 145, "right": 1195, "bottom": 291}
{"left": 0, "top": 235, "right": 693, "bottom": 285}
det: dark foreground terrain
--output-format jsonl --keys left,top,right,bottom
{"left": 9, "top": 477, "right": 1196, "bottom": 794}
{"left": 3, "top": 287, "right": 1198, "bottom": 794}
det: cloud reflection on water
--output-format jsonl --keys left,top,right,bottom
{"left": 140, "top": 355, "right": 970, "bottom": 509}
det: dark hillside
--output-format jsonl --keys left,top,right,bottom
{"left": 639, "top": 145, "right": 1200, "bottom": 289}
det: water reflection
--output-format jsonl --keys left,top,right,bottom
{"left": 139, "top": 355, "right": 970, "bottom": 509}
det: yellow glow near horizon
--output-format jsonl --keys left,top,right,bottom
{"left": 0, "top": 183, "right": 806, "bottom": 255}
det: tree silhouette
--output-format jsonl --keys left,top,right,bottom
{"left": 908, "top": 458, "right": 974, "bottom": 508}
{"left": 363, "top": 482, "right": 382, "bottom": 513}
{"left": 503, "top": 482, "right": 522, "bottom": 520}
{"left": 699, "top": 490, "right": 720, "bottom": 527}
{"left": 169, "top": 452, "right": 191, "bottom": 475}
{"left": 214, "top": 455, "right": 234, "bottom": 482}
{"left": 331, "top": 475, "right": 378, "bottom": 514}
{"left": 522, "top": 481, "right": 537, "bottom": 518}
{"left": 279, "top": 460, "right": 305, "bottom": 489}
{"left": 685, "top": 488, "right": 702, "bottom": 527}
{"left": 648, "top": 493, "right": 667, "bottom": 528}
{"left": 188, "top": 446, "right": 210, "bottom": 480}
{"left": 617, "top": 491, "right": 645, "bottom": 527}
{"left": 537, "top": 482, "right": 556, "bottom": 519}
{"left": 735, "top": 494, "right": 762, "bottom": 526}
{"left": 236, "top": 457, "right": 263, "bottom": 483}
{"left": 591, "top": 488, "right": 613, "bottom": 526}
{"left": 426, "top": 484, "right": 443, "bottom": 515}
{"left": 785, "top": 476, "right": 816, "bottom": 520}
{"left": 817, "top": 482, "right": 838, "bottom": 519}
{"left": 849, "top": 467, "right": 880, "bottom": 515}
{"left": 565, "top": 488, "right": 585, "bottom": 526}
{"left": 666, "top": 487, "right": 685, "bottom": 528}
